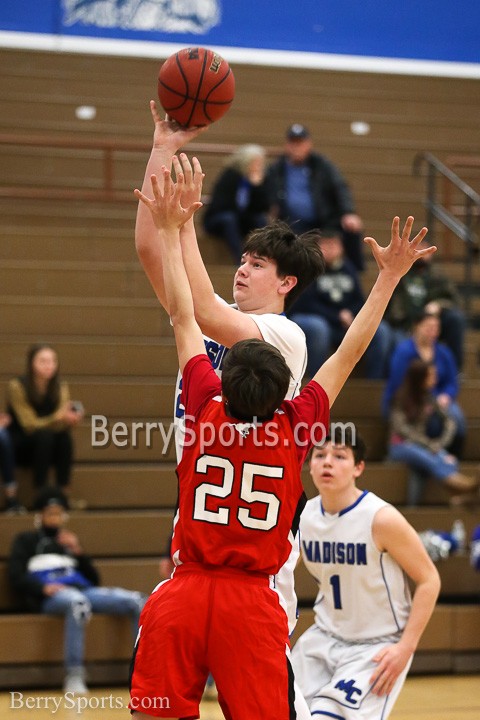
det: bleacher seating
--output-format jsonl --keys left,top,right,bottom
{"left": 0, "top": 46, "right": 479, "bottom": 689}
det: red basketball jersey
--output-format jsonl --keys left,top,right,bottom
{"left": 171, "top": 355, "right": 329, "bottom": 575}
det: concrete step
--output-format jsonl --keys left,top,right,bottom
{"left": 0, "top": 510, "right": 174, "bottom": 561}
{"left": 0, "top": 377, "right": 176, "bottom": 417}
{"left": 0, "top": 295, "right": 171, "bottom": 337}
{"left": 5, "top": 464, "right": 179, "bottom": 512}
{"left": 0, "top": 201, "right": 233, "bottom": 265}
{"left": 0, "top": 335, "right": 178, "bottom": 377}
{"left": 0, "top": 614, "right": 135, "bottom": 667}
{"left": 0, "top": 260, "right": 235, "bottom": 303}
{"left": 73, "top": 419, "right": 177, "bottom": 462}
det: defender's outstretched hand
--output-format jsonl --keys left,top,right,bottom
{"left": 134, "top": 167, "right": 203, "bottom": 232}
{"left": 172, "top": 153, "right": 204, "bottom": 208}
{"left": 364, "top": 216, "right": 435, "bottom": 277}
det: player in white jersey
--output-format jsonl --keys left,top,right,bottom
{"left": 292, "top": 428, "right": 440, "bottom": 720}
{"left": 135, "top": 109, "right": 324, "bottom": 717}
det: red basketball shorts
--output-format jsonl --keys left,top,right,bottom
{"left": 129, "top": 563, "right": 295, "bottom": 719}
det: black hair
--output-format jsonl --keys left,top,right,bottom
{"left": 33, "top": 487, "right": 70, "bottom": 512}
{"left": 221, "top": 338, "right": 291, "bottom": 421}
{"left": 243, "top": 221, "right": 325, "bottom": 309}
{"left": 314, "top": 425, "right": 367, "bottom": 465}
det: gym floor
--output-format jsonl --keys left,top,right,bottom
{"left": 1, "top": 674, "right": 479, "bottom": 719}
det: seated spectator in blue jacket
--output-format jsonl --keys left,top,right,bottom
{"left": 288, "top": 232, "right": 390, "bottom": 379}
{"left": 382, "top": 310, "right": 466, "bottom": 457}
{"left": 388, "top": 359, "right": 478, "bottom": 506}
{"left": 203, "top": 144, "right": 269, "bottom": 263}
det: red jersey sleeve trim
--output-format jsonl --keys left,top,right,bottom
{"left": 181, "top": 355, "right": 222, "bottom": 420}
{"left": 281, "top": 380, "right": 330, "bottom": 465}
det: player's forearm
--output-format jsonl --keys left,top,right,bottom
{"left": 159, "top": 228, "right": 195, "bottom": 324}
{"left": 161, "top": 226, "right": 205, "bottom": 369}
{"left": 135, "top": 148, "right": 176, "bottom": 309}
{"left": 136, "top": 148, "right": 175, "bottom": 248}
{"left": 334, "top": 270, "right": 399, "bottom": 367}
{"left": 398, "top": 576, "right": 440, "bottom": 654}
{"left": 180, "top": 219, "right": 218, "bottom": 319}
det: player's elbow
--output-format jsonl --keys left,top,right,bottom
{"left": 192, "top": 298, "right": 219, "bottom": 329}
{"left": 135, "top": 232, "right": 153, "bottom": 261}
{"left": 430, "top": 566, "right": 442, "bottom": 601}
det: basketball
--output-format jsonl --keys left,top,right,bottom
{"left": 158, "top": 47, "right": 235, "bottom": 128}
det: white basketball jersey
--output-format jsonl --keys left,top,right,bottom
{"left": 172, "top": 299, "right": 307, "bottom": 633}
{"left": 300, "top": 491, "right": 412, "bottom": 641}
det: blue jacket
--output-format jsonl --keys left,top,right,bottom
{"left": 382, "top": 337, "right": 459, "bottom": 416}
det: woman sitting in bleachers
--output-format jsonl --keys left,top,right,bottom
{"left": 387, "top": 358, "right": 479, "bottom": 506}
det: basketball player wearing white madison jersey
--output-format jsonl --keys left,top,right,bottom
{"left": 292, "top": 437, "right": 440, "bottom": 720}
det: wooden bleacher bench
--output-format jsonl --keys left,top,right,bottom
{"left": 1, "top": 46, "right": 480, "bottom": 689}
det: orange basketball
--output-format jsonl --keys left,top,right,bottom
{"left": 158, "top": 47, "right": 235, "bottom": 128}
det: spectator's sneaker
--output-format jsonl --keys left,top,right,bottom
{"left": 64, "top": 668, "right": 88, "bottom": 694}
{"left": 4, "top": 499, "right": 27, "bottom": 515}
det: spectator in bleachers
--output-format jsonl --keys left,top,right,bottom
{"left": 384, "top": 241, "right": 466, "bottom": 370}
{"left": 7, "top": 487, "right": 147, "bottom": 694}
{"left": 387, "top": 358, "right": 479, "bottom": 506}
{"left": 288, "top": 231, "right": 391, "bottom": 379}
{"left": 0, "top": 412, "right": 25, "bottom": 514}
{"left": 266, "top": 123, "right": 364, "bottom": 270}
{"left": 202, "top": 144, "right": 270, "bottom": 263}
{"left": 5, "top": 344, "right": 84, "bottom": 506}
{"left": 382, "top": 310, "right": 466, "bottom": 458}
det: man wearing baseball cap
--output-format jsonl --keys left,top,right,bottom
{"left": 267, "top": 123, "right": 364, "bottom": 270}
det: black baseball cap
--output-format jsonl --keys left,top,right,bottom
{"left": 286, "top": 123, "right": 310, "bottom": 140}
{"left": 33, "top": 488, "right": 70, "bottom": 511}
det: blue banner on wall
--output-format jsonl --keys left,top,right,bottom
{"left": 0, "top": 1, "right": 479, "bottom": 76}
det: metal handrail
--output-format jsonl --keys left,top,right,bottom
{"left": 0, "top": 132, "right": 281, "bottom": 203}
{"left": 413, "top": 151, "right": 480, "bottom": 322}
{"left": 0, "top": 132, "right": 235, "bottom": 203}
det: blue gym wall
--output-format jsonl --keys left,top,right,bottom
{"left": 0, "top": 1, "right": 478, "bottom": 68}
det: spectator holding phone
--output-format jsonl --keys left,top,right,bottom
{"left": 8, "top": 487, "right": 146, "bottom": 694}
{"left": 6, "top": 344, "right": 84, "bottom": 505}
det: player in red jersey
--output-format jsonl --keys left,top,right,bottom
{"left": 129, "top": 160, "right": 435, "bottom": 719}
